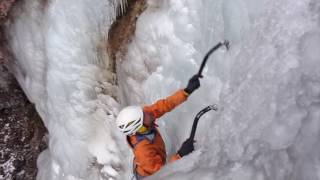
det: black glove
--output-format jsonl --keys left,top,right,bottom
{"left": 177, "top": 138, "right": 194, "bottom": 157}
{"left": 184, "top": 74, "right": 202, "bottom": 95}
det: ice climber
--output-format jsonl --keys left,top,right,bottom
{"left": 116, "top": 74, "right": 202, "bottom": 179}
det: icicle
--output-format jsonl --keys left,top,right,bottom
{"left": 118, "top": 0, "right": 128, "bottom": 17}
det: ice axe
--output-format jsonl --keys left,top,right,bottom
{"left": 197, "top": 40, "right": 230, "bottom": 76}
{"left": 189, "top": 104, "right": 218, "bottom": 141}
{"left": 188, "top": 40, "right": 229, "bottom": 141}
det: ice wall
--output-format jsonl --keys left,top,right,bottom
{"left": 6, "top": 0, "right": 320, "bottom": 179}
{"left": 120, "top": 0, "right": 320, "bottom": 179}
{"left": 7, "top": 0, "right": 131, "bottom": 179}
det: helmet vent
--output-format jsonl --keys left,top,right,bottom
{"left": 124, "top": 130, "right": 130, "bottom": 133}
{"left": 132, "top": 124, "right": 141, "bottom": 132}
{"left": 125, "top": 120, "right": 135, "bottom": 128}
{"left": 133, "top": 118, "right": 141, "bottom": 126}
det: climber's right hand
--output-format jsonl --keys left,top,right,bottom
{"left": 184, "top": 74, "right": 202, "bottom": 95}
{"left": 177, "top": 138, "right": 195, "bottom": 157}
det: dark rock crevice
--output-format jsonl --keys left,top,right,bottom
{"left": 107, "top": 0, "right": 147, "bottom": 78}
{"left": 0, "top": 66, "right": 47, "bottom": 179}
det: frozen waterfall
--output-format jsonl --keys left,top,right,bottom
{"left": 6, "top": 0, "right": 320, "bottom": 179}
{"left": 7, "top": 0, "right": 131, "bottom": 179}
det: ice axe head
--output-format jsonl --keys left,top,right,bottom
{"left": 223, "top": 40, "right": 230, "bottom": 50}
{"left": 197, "top": 40, "right": 231, "bottom": 76}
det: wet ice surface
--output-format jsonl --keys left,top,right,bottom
{"left": 6, "top": 0, "right": 320, "bottom": 179}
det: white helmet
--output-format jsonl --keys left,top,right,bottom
{"left": 116, "top": 106, "right": 144, "bottom": 136}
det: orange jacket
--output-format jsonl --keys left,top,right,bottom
{"left": 127, "top": 89, "right": 188, "bottom": 177}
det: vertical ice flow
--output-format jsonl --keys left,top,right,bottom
{"left": 7, "top": 0, "right": 131, "bottom": 179}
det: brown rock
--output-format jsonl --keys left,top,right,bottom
{"left": 0, "top": 0, "right": 16, "bottom": 21}
{"left": 108, "top": 0, "right": 147, "bottom": 72}
{"left": 0, "top": 64, "right": 47, "bottom": 180}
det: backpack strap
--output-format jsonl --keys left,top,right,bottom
{"left": 127, "top": 129, "right": 156, "bottom": 149}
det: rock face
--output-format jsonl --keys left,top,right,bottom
{"left": 0, "top": 0, "right": 15, "bottom": 20}
{"left": 108, "top": 0, "right": 147, "bottom": 68}
{"left": 0, "top": 66, "right": 47, "bottom": 180}
{"left": 0, "top": 1, "right": 47, "bottom": 179}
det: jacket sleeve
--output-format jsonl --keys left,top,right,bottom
{"left": 143, "top": 89, "right": 189, "bottom": 119}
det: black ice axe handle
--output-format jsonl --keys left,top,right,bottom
{"left": 189, "top": 104, "right": 218, "bottom": 141}
{"left": 197, "top": 40, "right": 230, "bottom": 76}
